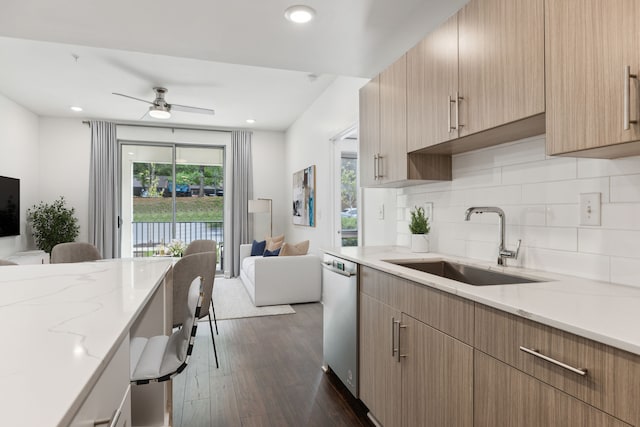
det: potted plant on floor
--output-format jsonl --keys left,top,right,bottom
{"left": 27, "top": 197, "right": 79, "bottom": 254}
{"left": 409, "top": 205, "right": 430, "bottom": 253}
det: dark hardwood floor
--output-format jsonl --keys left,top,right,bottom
{"left": 173, "top": 303, "right": 372, "bottom": 427}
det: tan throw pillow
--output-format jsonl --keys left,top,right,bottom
{"left": 265, "top": 234, "right": 285, "bottom": 251}
{"left": 279, "top": 240, "right": 309, "bottom": 256}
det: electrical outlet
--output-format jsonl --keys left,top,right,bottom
{"left": 377, "top": 204, "right": 384, "bottom": 220}
{"left": 580, "top": 193, "right": 601, "bottom": 226}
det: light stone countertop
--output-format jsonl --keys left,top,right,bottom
{"left": 0, "top": 257, "right": 173, "bottom": 427}
{"left": 323, "top": 246, "right": 640, "bottom": 356}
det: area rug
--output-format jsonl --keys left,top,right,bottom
{"left": 201, "top": 277, "right": 295, "bottom": 320}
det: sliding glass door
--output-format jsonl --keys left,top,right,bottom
{"left": 121, "top": 143, "right": 225, "bottom": 270}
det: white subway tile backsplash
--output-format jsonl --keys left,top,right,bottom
{"left": 386, "top": 136, "right": 640, "bottom": 285}
{"left": 578, "top": 156, "right": 640, "bottom": 178}
{"left": 611, "top": 174, "right": 640, "bottom": 202}
{"left": 546, "top": 204, "right": 579, "bottom": 227}
{"left": 579, "top": 228, "right": 640, "bottom": 258}
{"left": 502, "top": 157, "right": 577, "bottom": 185}
{"left": 610, "top": 257, "right": 640, "bottom": 288}
{"left": 522, "top": 177, "right": 609, "bottom": 204}
{"left": 602, "top": 203, "right": 640, "bottom": 230}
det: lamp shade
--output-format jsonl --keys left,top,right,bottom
{"left": 248, "top": 199, "right": 271, "bottom": 213}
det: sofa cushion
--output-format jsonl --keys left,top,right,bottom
{"left": 242, "top": 256, "right": 258, "bottom": 284}
{"left": 279, "top": 240, "right": 310, "bottom": 256}
{"left": 265, "top": 234, "right": 285, "bottom": 251}
{"left": 250, "top": 240, "right": 266, "bottom": 256}
{"left": 263, "top": 248, "right": 281, "bottom": 257}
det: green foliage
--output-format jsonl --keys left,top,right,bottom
{"left": 133, "top": 197, "right": 223, "bottom": 222}
{"left": 27, "top": 197, "right": 80, "bottom": 253}
{"left": 134, "top": 162, "right": 224, "bottom": 198}
{"left": 409, "top": 206, "right": 430, "bottom": 235}
{"left": 341, "top": 158, "right": 357, "bottom": 210}
{"left": 341, "top": 216, "right": 357, "bottom": 230}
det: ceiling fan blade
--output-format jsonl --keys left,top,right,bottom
{"left": 171, "top": 103, "right": 215, "bottom": 115}
{"left": 112, "top": 92, "right": 154, "bottom": 105}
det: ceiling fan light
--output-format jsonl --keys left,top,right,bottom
{"left": 284, "top": 5, "right": 316, "bottom": 23}
{"left": 149, "top": 106, "right": 171, "bottom": 119}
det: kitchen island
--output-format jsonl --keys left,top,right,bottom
{"left": 0, "top": 258, "right": 173, "bottom": 427}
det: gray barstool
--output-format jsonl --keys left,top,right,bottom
{"left": 130, "top": 276, "right": 203, "bottom": 384}
{"left": 184, "top": 240, "right": 219, "bottom": 335}
{"left": 51, "top": 242, "right": 102, "bottom": 263}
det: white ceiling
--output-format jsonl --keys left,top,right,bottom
{"left": 0, "top": 0, "right": 467, "bottom": 130}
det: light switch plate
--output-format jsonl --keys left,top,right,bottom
{"left": 377, "top": 204, "right": 384, "bottom": 220}
{"left": 580, "top": 193, "right": 601, "bottom": 226}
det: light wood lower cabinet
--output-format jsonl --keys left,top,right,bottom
{"left": 475, "top": 351, "right": 630, "bottom": 427}
{"left": 360, "top": 293, "right": 401, "bottom": 427}
{"left": 401, "top": 314, "right": 473, "bottom": 427}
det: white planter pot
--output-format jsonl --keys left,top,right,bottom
{"left": 411, "top": 234, "right": 430, "bottom": 253}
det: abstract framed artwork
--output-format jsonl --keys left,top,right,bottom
{"left": 292, "top": 165, "right": 316, "bottom": 227}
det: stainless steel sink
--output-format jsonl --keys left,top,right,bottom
{"left": 385, "top": 260, "right": 544, "bottom": 286}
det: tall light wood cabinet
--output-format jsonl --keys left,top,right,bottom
{"left": 546, "top": 0, "right": 640, "bottom": 157}
{"left": 379, "top": 55, "right": 408, "bottom": 184}
{"left": 360, "top": 293, "right": 401, "bottom": 427}
{"left": 458, "top": 0, "right": 545, "bottom": 137}
{"left": 407, "top": 15, "right": 459, "bottom": 152}
{"left": 359, "top": 76, "right": 380, "bottom": 187}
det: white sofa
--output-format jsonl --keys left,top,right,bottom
{"left": 239, "top": 243, "right": 322, "bottom": 306}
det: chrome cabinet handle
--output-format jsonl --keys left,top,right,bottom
{"left": 391, "top": 317, "right": 398, "bottom": 356}
{"left": 455, "top": 92, "right": 464, "bottom": 131}
{"left": 448, "top": 95, "right": 454, "bottom": 132}
{"left": 624, "top": 65, "right": 638, "bottom": 130}
{"left": 397, "top": 323, "right": 407, "bottom": 362}
{"left": 519, "top": 346, "right": 587, "bottom": 376}
{"left": 377, "top": 155, "right": 383, "bottom": 179}
{"left": 373, "top": 154, "right": 378, "bottom": 180}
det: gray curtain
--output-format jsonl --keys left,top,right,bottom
{"left": 229, "top": 130, "right": 253, "bottom": 276}
{"left": 89, "top": 121, "right": 121, "bottom": 259}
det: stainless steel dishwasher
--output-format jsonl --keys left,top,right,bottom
{"left": 322, "top": 253, "right": 358, "bottom": 398}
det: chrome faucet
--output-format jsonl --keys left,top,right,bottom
{"left": 464, "top": 206, "right": 521, "bottom": 266}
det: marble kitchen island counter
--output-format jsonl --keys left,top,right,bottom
{"left": 324, "top": 245, "right": 640, "bottom": 357}
{"left": 0, "top": 258, "right": 173, "bottom": 427}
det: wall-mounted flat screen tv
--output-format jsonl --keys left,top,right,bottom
{"left": 0, "top": 176, "right": 20, "bottom": 237}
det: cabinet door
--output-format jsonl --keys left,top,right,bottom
{"left": 360, "top": 293, "right": 401, "bottom": 427}
{"left": 546, "top": 0, "right": 640, "bottom": 156}
{"left": 407, "top": 15, "right": 459, "bottom": 152}
{"left": 458, "top": 0, "right": 544, "bottom": 137}
{"left": 359, "top": 77, "right": 380, "bottom": 187}
{"left": 401, "top": 314, "right": 473, "bottom": 427}
{"left": 474, "top": 351, "right": 630, "bottom": 427}
{"left": 379, "top": 55, "right": 408, "bottom": 184}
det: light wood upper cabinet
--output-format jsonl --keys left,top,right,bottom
{"left": 359, "top": 293, "right": 401, "bottom": 427}
{"left": 379, "top": 55, "right": 408, "bottom": 184}
{"left": 458, "top": 0, "right": 545, "bottom": 137}
{"left": 359, "top": 76, "right": 380, "bottom": 187}
{"left": 546, "top": 0, "right": 640, "bottom": 157}
{"left": 407, "top": 15, "right": 459, "bottom": 152}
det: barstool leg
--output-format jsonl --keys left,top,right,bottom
{"left": 208, "top": 314, "right": 219, "bottom": 369}
{"left": 211, "top": 299, "right": 218, "bottom": 335}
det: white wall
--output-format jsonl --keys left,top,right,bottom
{"left": 251, "top": 130, "right": 287, "bottom": 239}
{"left": 284, "top": 76, "right": 368, "bottom": 254}
{"left": 385, "top": 135, "right": 640, "bottom": 286}
{"left": 38, "top": 118, "right": 91, "bottom": 242}
{"left": 0, "top": 93, "right": 40, "bottom": 257}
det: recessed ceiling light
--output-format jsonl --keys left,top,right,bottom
{"left": 70, "top": 106, "right": 83, "bottom": 112}
{"left": 284, "top": 5, "right": 316, "bottom": 23}
{"left": 246, "top": 119, "right": 256, "bottom": 124}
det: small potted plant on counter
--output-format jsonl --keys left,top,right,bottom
{"left": 409, "top": 205, "right": 430, "bottom": 253}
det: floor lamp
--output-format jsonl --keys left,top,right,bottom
{"left": 248, "top": 198, "right": 272, "bottom": 237}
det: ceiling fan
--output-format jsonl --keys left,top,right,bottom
{"left": 112, "top": 87, "right": 215, "bottom": 119}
